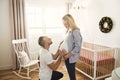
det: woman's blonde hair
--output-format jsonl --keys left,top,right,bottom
{"left": 62, "top": 14, "right": 79, "bottom": 31}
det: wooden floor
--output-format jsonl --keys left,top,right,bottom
{"left": 0, "top": 61, "right": 106, "bottom": 80}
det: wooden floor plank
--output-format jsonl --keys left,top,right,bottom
{"left": 0, "top": 61, "right": 107, "bottom": 80}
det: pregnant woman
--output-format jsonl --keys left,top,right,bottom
{"left": 60, "top": 14, "right": 83, "bottom": 80}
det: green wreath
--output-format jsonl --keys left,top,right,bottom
{"left": 99, "top": 17, "right": 113, "bottom": 33}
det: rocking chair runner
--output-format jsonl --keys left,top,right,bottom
{"left": 12, "top": 39, "right": 39, "bottom": 79}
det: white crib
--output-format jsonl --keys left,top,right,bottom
{"left": 76, "top": 42, "right": 117, "bottom": 80}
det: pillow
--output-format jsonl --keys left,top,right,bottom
{"left": 19, "top": 50, "right": 30, "bottom": 65}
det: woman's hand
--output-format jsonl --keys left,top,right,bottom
{"left": 59, "top": 49, "right": 73, "bottom": 60}
{"left": 62, "top": 49, "right": 67, "bottom": 56}
{"left": 63, "top": 54, "right": 68, "bottom": 60}
{"left": 62, "top": 49, "right": 68, "bottom": 60}
{"left": 58, "top": 49, "right": 67, "bottom": 60}
{"left": 62, "top": 50, "right": 74, "bottom": 60}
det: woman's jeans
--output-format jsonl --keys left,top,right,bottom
{"left": 65, "top": 59, "right": 76, "bottom": 80}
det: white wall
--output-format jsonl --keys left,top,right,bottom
{"left": 0, "top": 0, "right": 13, "bottom": 70}
{"left": 71, "top": 0, "right": 120, "bottom": 67}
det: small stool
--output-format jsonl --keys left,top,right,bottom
{"left": 112, "top": 67, "right": 120, "bottom": 80}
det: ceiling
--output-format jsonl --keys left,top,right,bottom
{"left": 25, "top": 0, "right": 75, "bottom": 7}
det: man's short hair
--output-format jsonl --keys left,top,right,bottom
{"left": 38, "top": 36, "right": 45, "bottom": 47}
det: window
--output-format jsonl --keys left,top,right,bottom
{"left": 25, "top": 5, "right": 66, "bottom": 34}
{"left": 25, "top": 2, "right": 67, "bottom": 52}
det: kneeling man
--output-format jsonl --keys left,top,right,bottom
{"left": 38, "top": 36, "right": 63, "bottom": 80}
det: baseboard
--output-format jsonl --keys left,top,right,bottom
{"left": 0, "top": 65, "right": 14, "bottom": 70}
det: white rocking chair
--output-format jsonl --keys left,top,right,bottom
{"left": 12, "top": 39, "right": 39, "bottom": 79}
